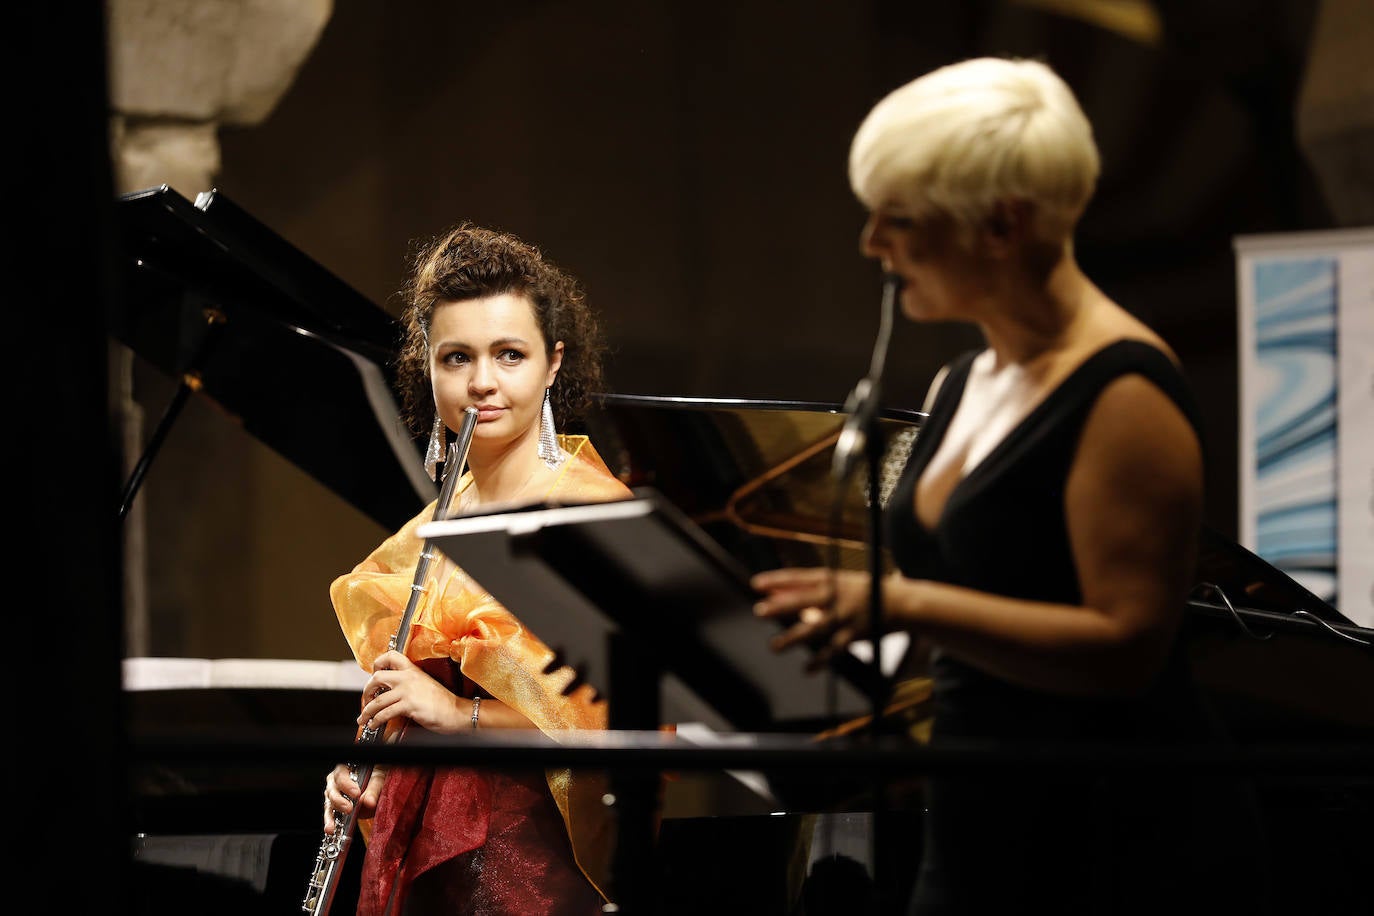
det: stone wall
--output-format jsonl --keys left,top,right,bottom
{"left": 107, "top": 0, "right": 332, "bottom": 197}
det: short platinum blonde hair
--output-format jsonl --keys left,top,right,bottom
{"left": 849, "top": 57, "right": 1100, "bottom": 243}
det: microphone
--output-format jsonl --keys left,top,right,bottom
{"left": 831, "top": 272, "right": 903, "bottom": 482}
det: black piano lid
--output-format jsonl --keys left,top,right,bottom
{"left": 1193, "top": 527, "right": 1360, "bottom": 632}
{"left": 112, "top": 185, "right": 433, "bottom": 531}
{"left": 120, "top": 184, "right": 397, "bottom": 344}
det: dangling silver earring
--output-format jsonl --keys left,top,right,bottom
{"left": 537, "top": 387, "right": 562, "bottom": 469}
{"left": 424, "top": 414, "right": 447, "bottom": 482}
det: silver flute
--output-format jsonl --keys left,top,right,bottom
{"left": 302, "top": 405, "right": 479, "bottom": 915}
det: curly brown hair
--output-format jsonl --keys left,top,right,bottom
{"left": 394, "top": 223, "right": 607, "bottom": 438}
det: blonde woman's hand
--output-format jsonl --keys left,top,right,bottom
{"left": 751, "top": 567, "right": 876, "bottom": 671}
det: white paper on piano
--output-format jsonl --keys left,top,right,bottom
{"left": 133, "top": 832, "right": 276, "bottom": 893}
{"left": 122, "top": 657, "right": 369, "bottom": 691}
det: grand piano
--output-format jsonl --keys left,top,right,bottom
{"left": 112, "top": 186, "right": 1373, "bottom": 915}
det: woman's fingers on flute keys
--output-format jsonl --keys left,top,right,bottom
{"left": 322, "top": 764, "right": 357, "bottom": 832}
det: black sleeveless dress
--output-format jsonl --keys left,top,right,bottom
{"left": 886, "top": 341, "right": 1269, "bottom": 915}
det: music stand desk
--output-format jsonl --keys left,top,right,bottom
{"left": 418, "top": 489, "right": 877, "bottom": 733}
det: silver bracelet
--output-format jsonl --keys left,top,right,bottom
{"left": 470, "top": 695, "right": 481, "bottom": 729}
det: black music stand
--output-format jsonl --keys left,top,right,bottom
{"left": 418, "top": 490, "right": 882, "bottom": 727}
{"left": 418, "top": 489, "right": 887, "bottom": 913}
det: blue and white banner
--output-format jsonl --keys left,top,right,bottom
{"left": 1236, "top": 227, "right": 1374, "bottom": 627}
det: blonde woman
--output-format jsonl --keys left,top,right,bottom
{"left": 755, "top": 57, "right": 1267, "bottom": 915}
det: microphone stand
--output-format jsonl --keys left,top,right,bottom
{"left": 831, "top": 272, "right": 901, "bottom": 720}
{"left": 830, "top": 272, "right": 902, "bottom": 908}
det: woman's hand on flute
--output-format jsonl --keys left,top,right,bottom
{"left": 323, "top": 763, "right": 384, "bottom": 834}
{"left": 361, "top": 650, "right": 470, "bottom": 734}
